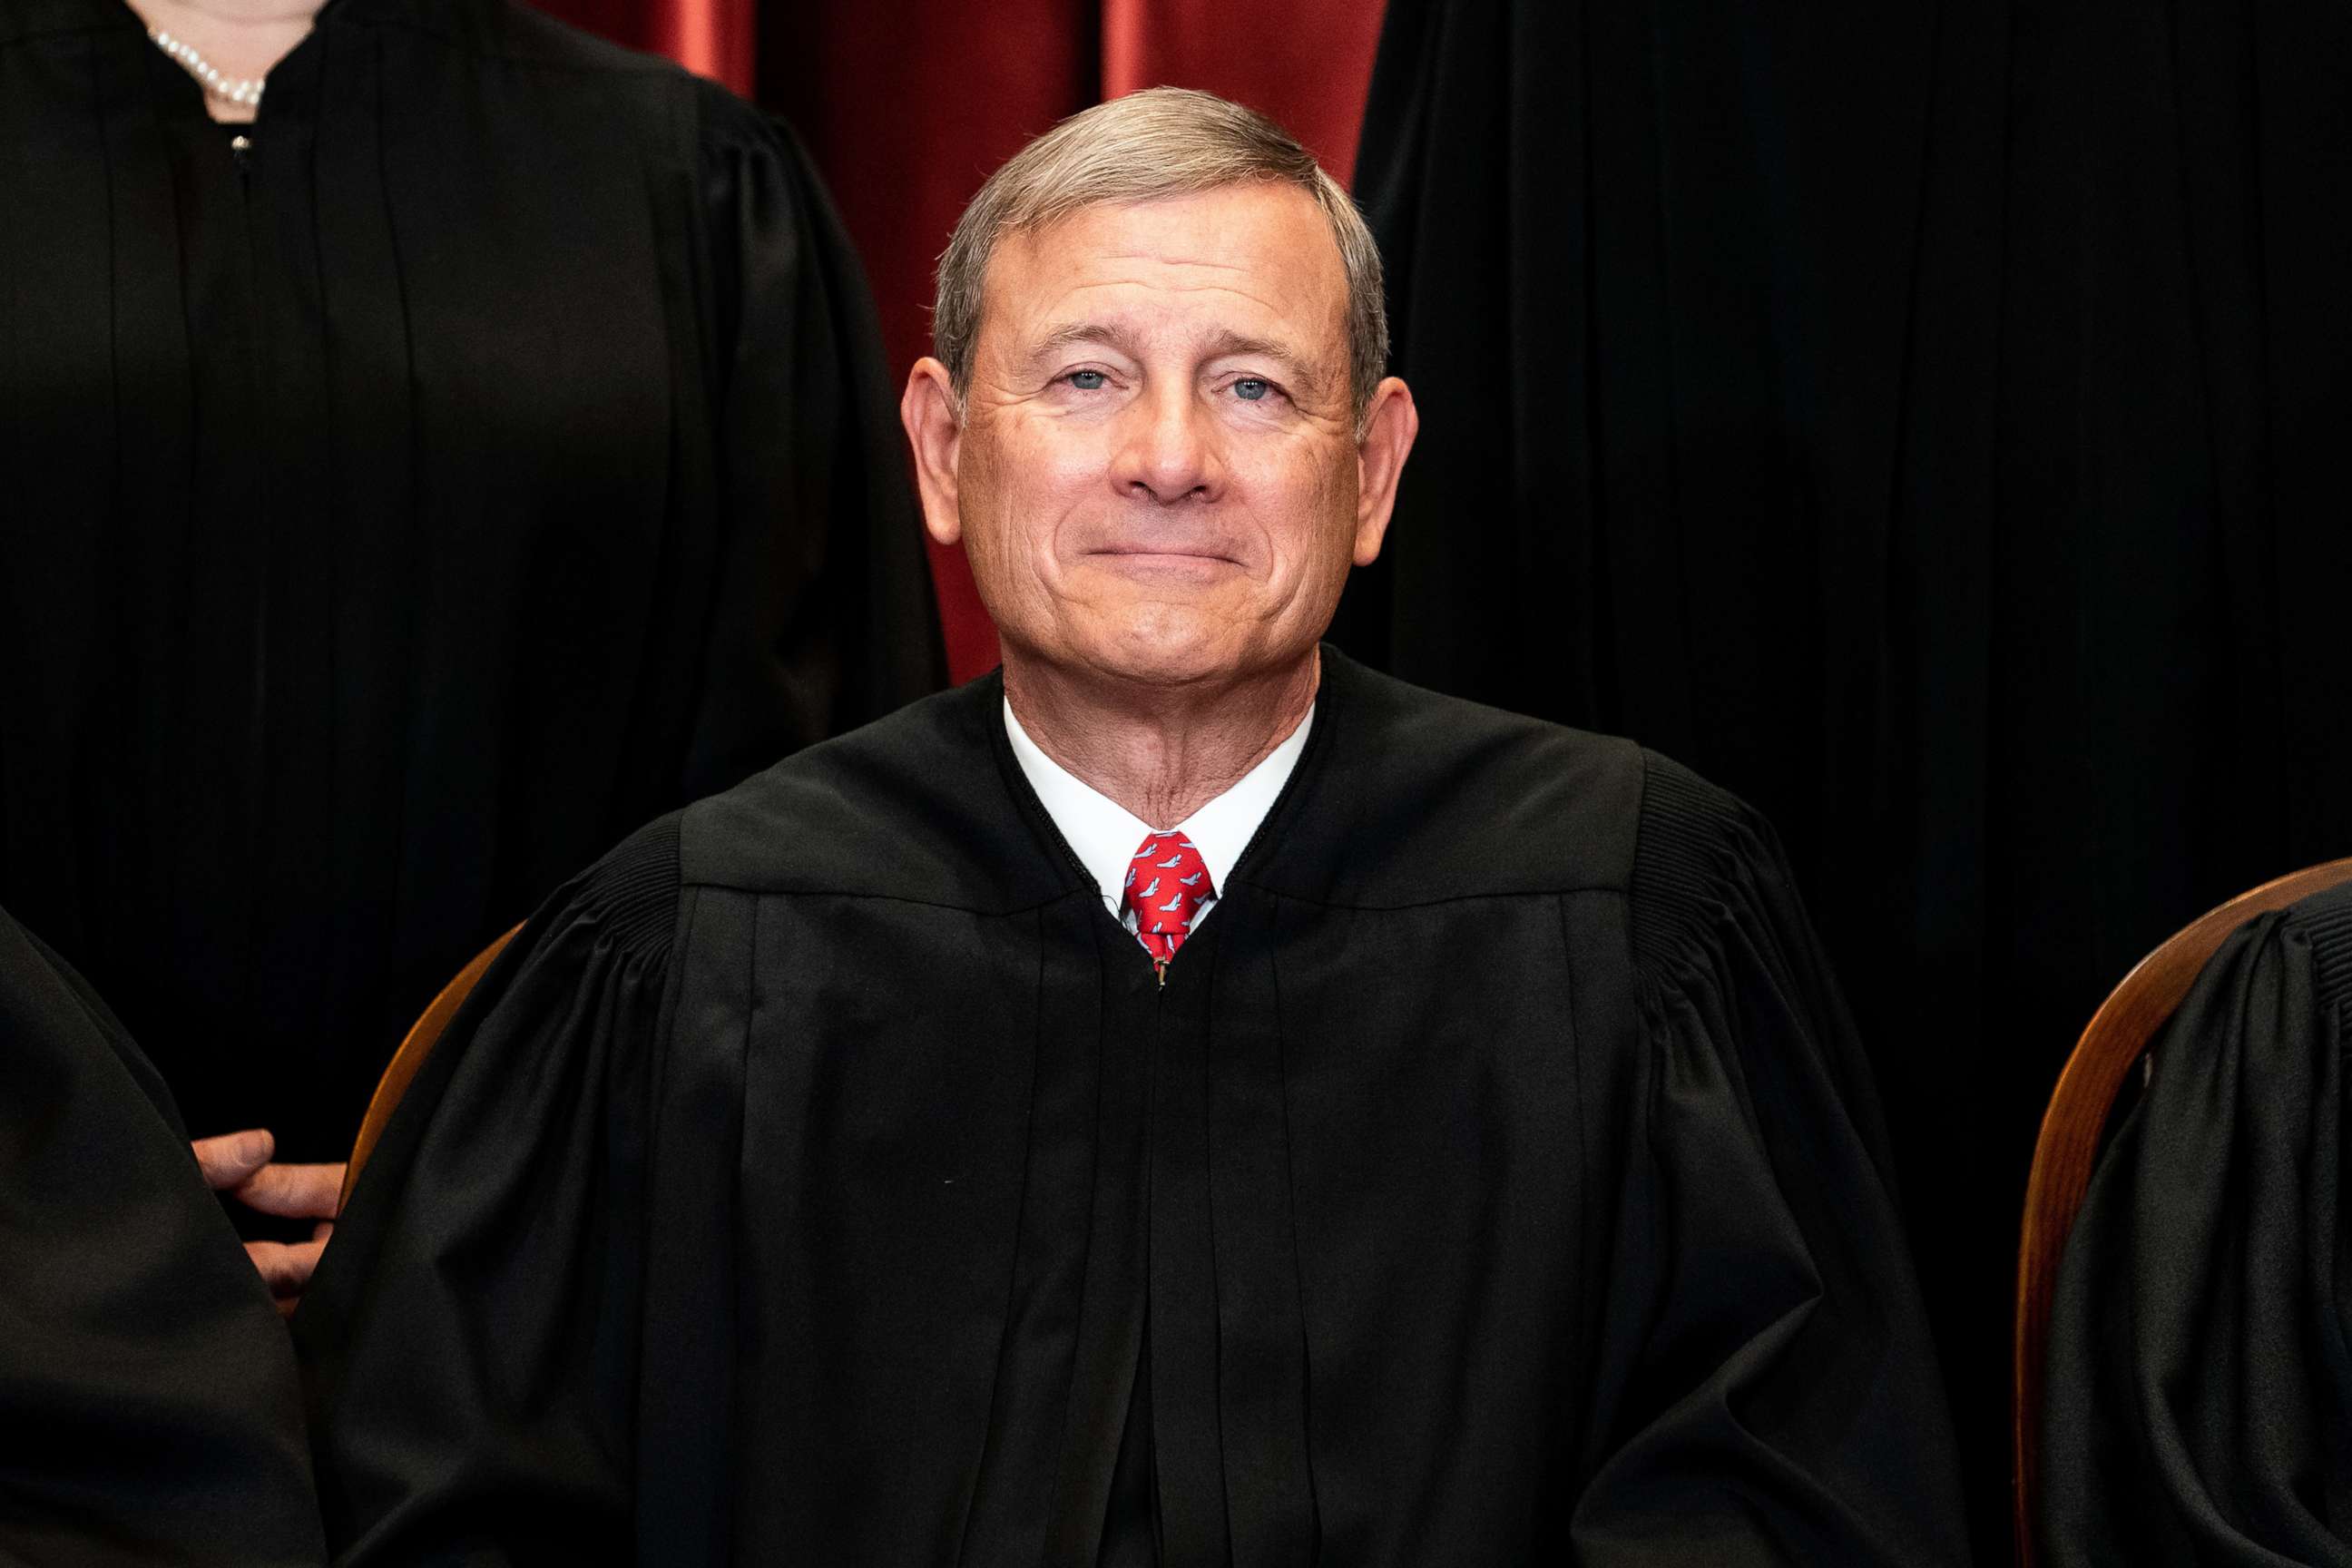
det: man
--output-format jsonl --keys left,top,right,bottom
{"left": 299, "top": 88, "right": 1968, "bottom": 1564}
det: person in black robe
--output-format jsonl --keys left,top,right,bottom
{"left": 0, "top": 0, "right": 938, "bottom": 1184}
{"left": 1348, "top": 3, "right": 2352, "bottom": 1551}
{"left": 0, "top": 902, "right": 324, "bottom": 1565}
{"left": 296, "top": 89, "right": 1967, "bottom": 1563}
{"left": 2042, "top": 877, "right": 2352, "bottom": 1564}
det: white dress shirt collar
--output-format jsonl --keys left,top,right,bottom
{"left": 1004, "top": 697, "right": 1314, "bottom": 918}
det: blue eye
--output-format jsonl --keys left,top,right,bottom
{"left": 1233, "top": 378, "right": 1271, "bottom": 402}
{"left": 1067, "top": 369, "right": 1108, "bottom": 390}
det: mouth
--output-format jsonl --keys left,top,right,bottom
{"left": 1086, "top": 544, "right": 1242, "bottom": 568}
{"left": 1083, "top": 547, "right": 1243, "bottom": 583}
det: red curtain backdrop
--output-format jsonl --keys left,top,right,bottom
{"left": 760, "top": 1, "right": 1098, "bottom": 683}
{"left": 1099, "top": 0, "right": 1379, "bottom": 185}
{"left": 536, "top": 0, "right": 755, "bottom": 94}
{"left": 534, "top": 0, "right": 1387, "bottom": 682}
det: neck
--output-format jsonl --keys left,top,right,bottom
{"left": 125, "top": 0, "right": 326, "bottom": 121}
{"left": 1005, "top": 650, "right": 1319, "bottom": 829}
{"left": 133, "top": 0, "right": 324, "bottom": 23}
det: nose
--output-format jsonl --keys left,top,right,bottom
{"left": 1110, "top": 381, "right": 1224, "bottom": 505}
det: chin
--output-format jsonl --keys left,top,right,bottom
{"left": 1089, "top": 645, "right": 1232, "bottom": 689}
{"left": 1079, "top": 615, "right": 1241, "bottom": 689}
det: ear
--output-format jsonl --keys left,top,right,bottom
{"left": 1349, "top": 377, "right": 1420, "bottom": 567}
{"left": 901, "top": 358, "right": 965, "bottom": 547}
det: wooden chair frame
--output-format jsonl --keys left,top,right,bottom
{"left": 338, "top": 923, "right": 524, "bottom": 1210}
{"left": 2012, "top": 857, "right": 2352, "bottom": 1568}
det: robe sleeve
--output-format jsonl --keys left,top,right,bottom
{"left": 2041, "top": 882, "right": 2352, "bottom": 1565}
{"left": 0, "top": 906, "right": 324, "bottom": 1567}
{"left": 1569, "top": 756, "right": 1969, "bottom": 1566}
{"left": 290, "top": 816, "right": 683, "bottom": 1566}
{"left": 681, "top": 91, "right": 940, "bottom": 795}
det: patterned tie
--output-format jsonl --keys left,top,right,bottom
{"left": 1122, "top": 829, "right": 1215, "bottom": 969}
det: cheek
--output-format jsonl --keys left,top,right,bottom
{"left": 957, "top": 425, "right": 1096, "bottom": 604}
{"left": 1024, "top": 454, "right": 1102, "bottom": 562}
{"left": 1253, "top": 443, "right": 1358, "bottom": 591}
{"left": 955, "top": 435, "right": 1035, "bottom": 599}
{"left": 1022, "top": 419, "right": 1114, "bottom": 492}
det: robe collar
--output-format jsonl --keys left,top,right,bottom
{"left": 1000, "top": 696, "right": 1313, "bottom": 921}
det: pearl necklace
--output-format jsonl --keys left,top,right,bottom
{"left": 146, "top": 26, "right": 268, "bottom": 111}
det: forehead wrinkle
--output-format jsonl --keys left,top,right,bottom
{"left": 1092, "top": 247, "right": 1252, "bottom": 274}
{"left": 1037, "top": 271, "right": 1300, "bottom": 318}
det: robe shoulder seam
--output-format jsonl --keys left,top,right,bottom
{"left": 2294, "top": 884, "right": 2352, "bottom": 1019}
{"left": 1626, "top": 748, "right": 1772, "bottom": 983}
{"left": 689, "top": 78, "right": 804, "bottom": 161}
{"left": 577, "top": 811, "right": 685, "bottom": 960}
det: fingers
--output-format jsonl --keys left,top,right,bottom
{"left": 244, "top": 1233, "right": 329, "bottom": 1315}
{"left": 200, "top": 1132, "right": 342, "bottom": 1313}
{"left": 191, "top": 1129, "right": 274, "bottom": 1191}
{"left": 232, "top": 1160, "right": 346, "bottom": 1220}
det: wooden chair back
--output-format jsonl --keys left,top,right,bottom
{"left": 2013, "top": 857, "right": 2352, "bottom": 1567}
{"left": 338, "top": 924, "right": 524, "bottom": 1210}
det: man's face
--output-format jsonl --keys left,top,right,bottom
{"left": 916, "top": 183, "right": 1410, "bottom": 691}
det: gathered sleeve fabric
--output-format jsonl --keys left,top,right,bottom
{"left": 0, "top": 906, "right": 324, "bottom": 1567}
{"left": 2042, "top": 883, "right": 2352, "bottom": 1566}
{"left": 1569, "top": 756, "right": 1970, "bottom": 1566}
{"left": 291, "top": 817, "right": 685, "bottom": 1567}
{"left": 682, "top": 91, "right": 940, "bottom": 797}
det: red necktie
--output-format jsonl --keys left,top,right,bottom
{"left": 1122, "top": 829, "right": 1215, "bottom": 968}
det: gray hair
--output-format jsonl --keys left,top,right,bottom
{"left": 933, "top": 86, "right": 1388, "bottom": 427}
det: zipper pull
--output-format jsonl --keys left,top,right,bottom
{"left": 1155, "top": 960, "right": 1168, "bottom": 990}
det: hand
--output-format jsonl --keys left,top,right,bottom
{"left": 191, "top": 1129, "right": 344, "bottom": 1317}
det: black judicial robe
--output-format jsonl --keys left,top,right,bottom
{"left": 1352, "top": 4, "right": 2352, "bottom": 1552}
{"left": 0, "top": 904, "right": 323, "bottom": 1564}
{"left": 0, "top": 0, "right": 937, "bottom": 1161}
{"left": 2043, "top": 880, "right": 2352, "bottom": 1564}
{"left": 296, "top": 650, "right": 1967, "bottom": 1565}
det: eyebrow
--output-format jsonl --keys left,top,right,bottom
{"left": 1027, "top": 321, "right": 1145, "bottom": 363}
{"left": 1025, "top": 321, "right": 1329, "bottom": 393}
